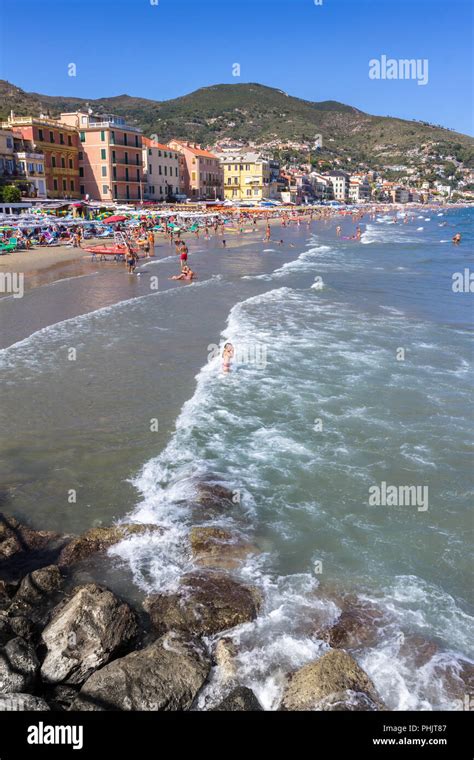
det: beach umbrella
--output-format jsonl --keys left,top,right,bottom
{"left": 102, "top": 214, "right": 127, "bottom": 223}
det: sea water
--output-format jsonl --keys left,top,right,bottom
{"left": 1, "top": 209, "right": 472, "bottom": 710}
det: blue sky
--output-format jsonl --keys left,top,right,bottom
{"left": 0, "top": 0, "right": 472, "bottom": 135}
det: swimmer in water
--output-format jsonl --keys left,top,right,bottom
{"left": 452, "top": 233, "right": 461, "bottom": 245}
{"left": 336, "top": 225, "right": 342, "bottom": 237}
{"left": 222, "top": 342, "right": 234, "bottom": 373}
{"left": 170, "top": 265, "right": 196, "bottom": 281}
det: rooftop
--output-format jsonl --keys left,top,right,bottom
{"left": 2, "top": 114, "right": 77, "bottom": 130}
{"left": 171, "top": 140, "right": 218, "bottom": 159}
{"left": 142, "top": 136, "right": 177, "bottom": 152}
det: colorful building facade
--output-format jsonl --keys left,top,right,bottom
{"left": 168, "top": 140, "right": 223, "bottom": 200}
{"left": 217, "top": 152, "right": 275, "bottom": 201}
{"left": 60, "top": 112, "right": 144, "bottom": 202}
{"left": 2, "top": 116, "right": 80, "bottom": 198}
{"left": 142, "top": 137, "right": 180, "bottom": 201}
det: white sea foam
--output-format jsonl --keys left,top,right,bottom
{"left": 108, "top": 273, "right": 473, "bottom": 710}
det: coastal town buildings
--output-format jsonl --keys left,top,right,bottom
{"left": 142, "top": 137, "right": 180, "bottom": 201}
{"left": 0, "top": 128, "right": 46, "bottom": 198}
{"left": 391, "top": 186, "right": 410, "bottom": 203}
{"left": 59, "top": 112, "right": 143, "bottom": 202}
{"left": 168, "top": 140, "right": 223, "bottom": 200}
{"left": 13, "top": 134, "right": 46, "bottom": 198}
{"left": 328, "top": 170, "right": 350, "bottom": 201}
{"left": 349, "top": 175, "right": 371, "bottom": 202}
{"left": 309, "top": 172, "right": 334, "bottom": 201}
{"left": 2, "top": 115, "right": 80, "bottom": 199}
{"left": 0, "top": 128, "right": 15, "bottom": 180}
{"left": 216, "top": 151, "right": 276, "bottom": 201}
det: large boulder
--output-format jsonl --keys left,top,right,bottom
{"left": 189, "top": 527, "right": 258, "bottom": 570}
{"left": 280, "top": 649, "right": 384, "bottom": 711}
{"left": 212, "top": 686, "right": 263, "bottom": 711}
{"left": 57, "top": 524, "right": 162, "bottom": 567}
{"left": 40, "top": 583, "right": 138, "bottom": 685}
{"left": 0, "top": 513, "right": 62, "bottom": 578}
{"left": 144, "top": 571, "right": 262, "bottom": 637}
{"left": 195, "top": 483, "right": 235, "bottom": 510}
{"left": 434, "top": 658, "right": 474, "bottom": 706}
{"left": 72, "top": 632, "right": 211, "bottom": 711}
{"left": 0, "top": 580, "right": 12, "bottom": 611}
{"left": 0, "top": 693, "right": 50, "bottom": 711}
{"left": 0, "top": 636, "right": 39, "bottom": 694}
{"left": 399, "top": 634, "right": 438, "bottom": 668}
{"left": 213, "top": 637, "right": 238, "bottom": 681}
{"left": 0, "top": 613, "right": 15, "bottom": 647}
{"left": 8, "top": 565, "right": 64, "bottom": 631}
{"left": 318, "top": 598, "right": 384, "bottom": 650}
{"left": 43, "top": 685, "right": 80, "bottom": 712}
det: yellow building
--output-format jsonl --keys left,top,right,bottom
{"left": 217, "top": 152, "right": 275, "bottom": 202}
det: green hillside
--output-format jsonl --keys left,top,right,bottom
{"left": 1, "top": 80, "right": 473, "bottom": 170}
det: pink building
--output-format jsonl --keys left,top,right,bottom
{"left": 168, "top": 140, "right": 223, "bottom": 200}
{"left": 60, "top": 112, "right": 144, "bottom": 202}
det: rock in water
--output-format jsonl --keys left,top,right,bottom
{"left": 40, "top": 583, "right": 138, "bottom": 685}
{"left": 57, "top": 524, "right": 162, "bottom": 567}
{"left": 0, "top": 637, "right": 39, "bottom": 694}
{"left": 0, "top": 693, "right": 50, "bottom": 711}
{"left": 213, "top": 637, "right": 238, "bottom": 680}
{"left": 212, "top": 686, "right": 263, "bottom": 711}
{"left": 144, "top": 571, "right": 262, "bottom": 637}
{"left": 0, "top": 512, "right": 61, "bottom": 579}
{"left": 189, "top": 527, "right": 258, "bottom": 570}
{"left": 281, "top": 649, "right": 384, "bottom": 711}
{"left": 72, "top": 632, "right": 210, "bottom": 711}
{"left": 195, "top": 483, "right": 235, "bottom": 509}
{"left": 319, "top": 599, "right": 384, "bottom": 649}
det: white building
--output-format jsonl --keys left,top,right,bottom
{"left": 309, "top": 172, "right": 334, "bottom": 201}
{"left": 15, "top": 151, "right": 46, "bottom": 198}
{"left": 435, "top": 182, "right": 452, "bottom": 197}
{"left": 143, "top": 137, "right": 180, "bottom": 201}
{"left": 349, "top": 175, "right": 371, "bottom": 202}
{"left": 329, "top": 170, "right": 350, "bottom": 201}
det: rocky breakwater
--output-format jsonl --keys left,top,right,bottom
{"left": 3, "top": 485, "right": 459, "bottom": 712}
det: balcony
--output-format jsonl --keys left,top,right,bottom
{"left": 51, "top": 166, "right": 78, "bottom": 176}
{"left": 110, "top": 138, "right": 142, "bottom": 148}
{"left": 112, "top": 158, "right": 141, "bottom": 166}
{"left": 112, "top": 177, "right": 143, "bottom": 184}
{"left": 90, "top": 119, "right": 141, "bottom": 133}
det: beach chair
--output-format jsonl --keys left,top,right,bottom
{"left": 0, "top": 237, "right": 18, "bottom": 253}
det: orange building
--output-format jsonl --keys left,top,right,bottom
{"left": 60, "top": 112, "right": 144, "bottom": 202}
{"left": 168, "top": 140, "right": 223, "bottom": 200}
{"left": 2, "top": 115, "right": 80, "bottom": 199}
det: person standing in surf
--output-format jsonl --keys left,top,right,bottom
{"left": 222, "top": 342, "right": 234, "bottom": 373}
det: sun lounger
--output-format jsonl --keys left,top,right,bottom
{"left": 0, "top": 237, "right": 18, "bottom": 253}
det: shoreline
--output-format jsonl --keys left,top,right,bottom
{"left": 0, "top": 206, "right": 472, "bottom": 710}
{"left": 0, "top": 201, "right": 462, "bottom": 292}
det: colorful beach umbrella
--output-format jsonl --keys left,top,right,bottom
{"left": 102, "top": 215, "right": 127, "bottom": 223}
